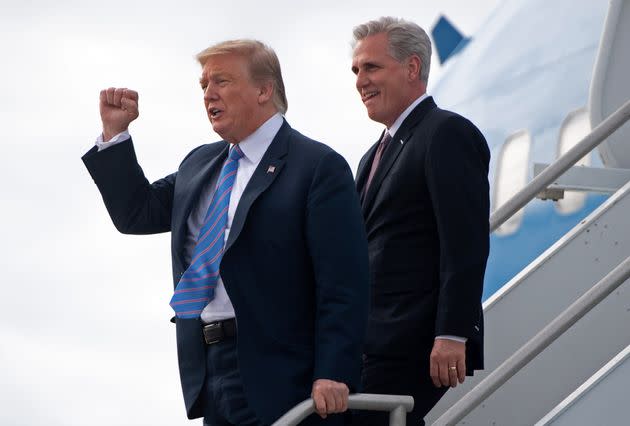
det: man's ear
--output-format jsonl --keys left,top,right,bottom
{"left": 258, "top": 80, "right": 274, "bottom": 105}
{"left": 407, "top": 55, "right": 421, "bottom": 82}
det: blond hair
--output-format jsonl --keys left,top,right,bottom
{"left": 197, "top": 39, "right": 288, "bottom": 114}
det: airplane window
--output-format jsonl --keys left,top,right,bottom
{"left": 556, "top": 108, "right": 591, "bottom": 215}
{"left": 494, "top": 130, "right": 531, "bottom": 236}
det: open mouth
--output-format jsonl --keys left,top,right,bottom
{"left": 362, "top": 91, "right": 379, "bottom": 103}
{"left": 209, "top": 108, "right": 223, "bottom": 119}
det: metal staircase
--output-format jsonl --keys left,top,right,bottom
{"left": 426, "top": 0, "right": 630, "bottom": 422}
{"left": 535, "top": 344, "right": 630, "bottom": 425}
{"left": 427, "top": 177, "right": 630, "bottom": 424}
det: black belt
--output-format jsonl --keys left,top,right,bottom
{"left": 202, "top": 318, "right": 237, "bottom": 345}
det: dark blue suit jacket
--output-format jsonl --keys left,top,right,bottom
{"left": 356, "top": 97, "right": 489, "bottom": 372}
{"left": 83, "top": 120, "right": 369, "bottom": 424}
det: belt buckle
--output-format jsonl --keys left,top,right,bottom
{"left": 204, "top": 321, "right": 224, "bottom": 345}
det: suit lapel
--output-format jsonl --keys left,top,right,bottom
{"left": 361, "top": 97, "right": 437, "bottom": 215}
{"left": 173, "top": 144, "right": 229, "bottom": 269}
{"left": 361, "top": 134, "right": 405, "bottom": 215}
{"left": 182, "top": 146, "right": 229, "bottom": 219}
{"left": 224, "top": 120, "right": 290, "bottom": 252}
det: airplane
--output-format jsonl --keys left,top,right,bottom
{"left": 428, "top": 0, "right": 618, "bottom": 300}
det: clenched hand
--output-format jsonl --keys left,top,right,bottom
{"left": 99, "top": 87, "right": 139, "bottom": 141}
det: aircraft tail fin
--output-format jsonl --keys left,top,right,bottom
{"left": 431, "top": 15, "right": 471, "bottom": 64}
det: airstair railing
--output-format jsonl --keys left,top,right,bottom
{"left": 432, "top": 254, "right": 630, "bottom": 426}
{"left": 490, "top": 99, "right": 630, "bottom": 233}
{"left": 272, "top": 393, "right": 414, "bottom": 426}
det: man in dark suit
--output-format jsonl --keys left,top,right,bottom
{"left": 82, "top": 39, "right": 369, "bottom": 425}
{"left": 350, "top": 17, "right": 490, "bottom": 425}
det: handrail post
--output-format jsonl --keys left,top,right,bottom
{"left": 389, "top": 405, "right": 407, "bottom": 426}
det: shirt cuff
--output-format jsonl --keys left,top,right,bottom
{"left": 96, "top": 130, "right": 130, "bottom": 151}
{"left": 435, "top": 335, "right": 467, "bottom": 343}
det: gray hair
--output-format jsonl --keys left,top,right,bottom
{"left": 197, "top": 39, "right": 288, "bottom": 114}
{"left": 352, "top": 16, "right": 432, "bottom": 84}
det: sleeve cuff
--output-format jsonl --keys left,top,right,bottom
{"left": 435, "top": 335, "right": 467, "bottom": 343}
{"left": 96, "top": 130, "right": 131, "bottom": 151}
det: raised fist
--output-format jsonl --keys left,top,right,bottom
{"left": 99, "top": 87, "right": 139, "bottom": 141}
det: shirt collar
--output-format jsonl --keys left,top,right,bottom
{"left": 233, "top": 113, "right": 284, "bottom": 164}
{"left": 386, "top": 93, "right": 429, "bottom": 138}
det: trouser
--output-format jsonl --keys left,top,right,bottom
{"left": 202, "top": 337, "right": 263, "bottom": 426}
{"left": 201, "top": 335, "right": 349, "bottom": 426}
{"left": 352, "top": 354, "right": 448, "bottom": 426}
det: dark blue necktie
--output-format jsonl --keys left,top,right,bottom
{"left": 170, "top": 145, "right": 244, "bottom": 318}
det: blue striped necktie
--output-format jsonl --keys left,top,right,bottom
{"left": 170, "top": 145, "right": 244, "bottom": 318}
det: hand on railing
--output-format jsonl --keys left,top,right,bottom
{"left": 272, "top": 393, "right": 414, "bottom": 426}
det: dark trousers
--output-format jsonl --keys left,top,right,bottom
{"left": 203, "top": 337, "right": 262, "bottom": 426}
{"left": 201, "top": 338, "right": 347, "bottom": 426}
{"left": 352, "top": 355, "right": 448, "bottom": 426}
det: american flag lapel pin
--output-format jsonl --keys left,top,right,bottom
{"left": 267, "top": 165, "right": 276, "bottom": 174}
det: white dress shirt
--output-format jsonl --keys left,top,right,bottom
{"left": 386, "top": 93, "right": 428, "bottom": 139}
{"left": 383, "top": 94, "right": 466, "bottom": 344}
{"left": 96, "top": 113, "right": 283, "bottom": 323}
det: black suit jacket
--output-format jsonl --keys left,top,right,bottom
{"left": 356, "top": 97, "right": 489, "bottom": 371}
{"left": 83, "top": 120, "right": 369, "bottom": 424}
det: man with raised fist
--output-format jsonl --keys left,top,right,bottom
{"left": 83, "top": 39, "right": 369, "bottom": 426}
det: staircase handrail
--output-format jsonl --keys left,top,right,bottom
{"left": 432, "top": 254, "right": 630, "bottom": 425}
{"left": 272, "top": 393, "right": 414, "bottom": 426}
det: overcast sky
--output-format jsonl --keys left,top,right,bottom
{"left": 0, "top": 1, "right": 499, "bottom": 424}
